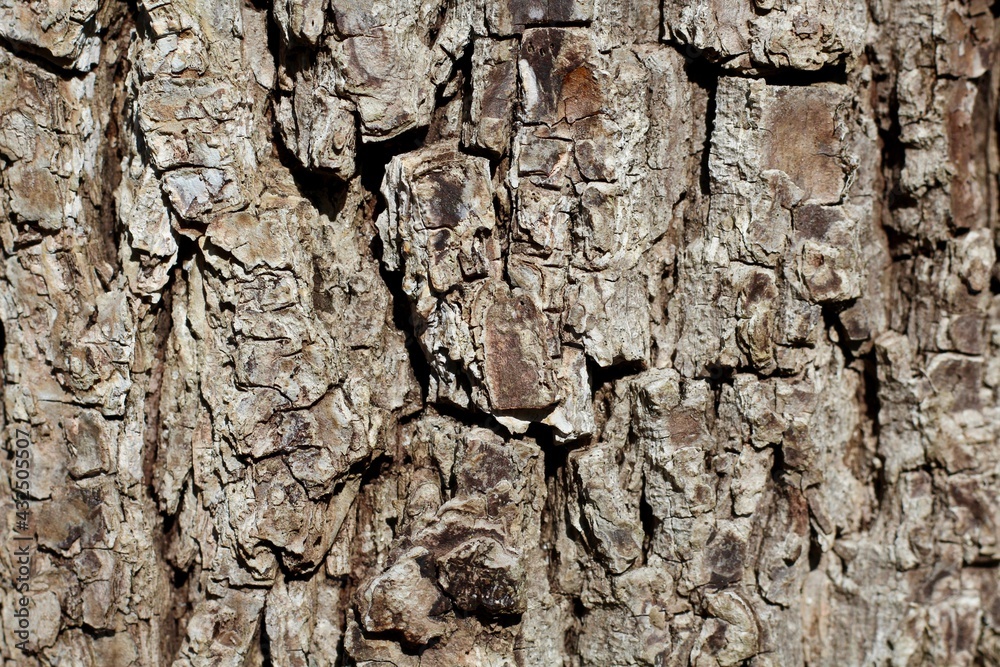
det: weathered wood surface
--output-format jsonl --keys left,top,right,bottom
{"left": 1, "top": 0, "right": 1000, "bottom": 664}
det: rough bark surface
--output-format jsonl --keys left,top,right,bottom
{"left": 1, "top": 0, "right": 1000, "bottom": 665}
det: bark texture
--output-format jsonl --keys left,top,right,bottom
{"left": 1, "top": 0, "right": 1000, "bottom": 665}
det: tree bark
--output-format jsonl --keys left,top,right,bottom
{"left": 1, "top": 0, "right": 999, "bottom": 665}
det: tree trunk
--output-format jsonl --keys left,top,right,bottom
{"left": 1, "top": 0, "right": 999, "bottom": 664}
